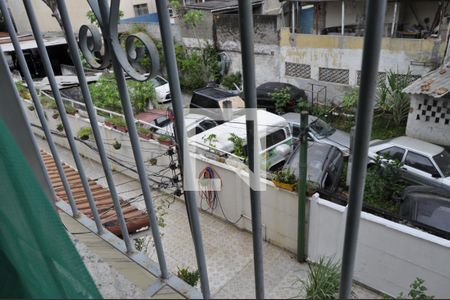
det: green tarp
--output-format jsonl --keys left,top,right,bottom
{"left": 0, "top": 120, "right": 102, "bottom": 299}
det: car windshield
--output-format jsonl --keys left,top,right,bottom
{"left": 433, "top": 150, "right": 450, "bottom": 177}
{"left": 309, "top": 118, "right": 335, "bottom": 138}
{"left": 151, "top": 77, "right": 166, "bottom": 87}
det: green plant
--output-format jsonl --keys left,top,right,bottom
{"left": 221, "top": 72, "right": 242, "bottom": 90}
{"left": 202, "top": 133, "right": 218, "bottom": 147}
{"left": 342, "top": 88, "right": 359, "bottom": 113}
{"left": 183, "top": 10, "right": 203, "bottom": 49}
{"left": 177, "top": 267, "right": 200, "bottom": 287}
{"left": 299, "top": 257, "right": 341, "bottom": 299}
{"left": 274, "top": 168, "right": 297, "bottom": 184}
{"left": 89, "top": 74, "right": 157, "bottom": 114}
{"left": 52, "top": 112, "right": 59, "bottom": 119}
{"left": 105, "top": 116, "right": 127, "bottom": 129}
{"left": 149, "top": 157, "right": 158, "bottom": 165}
{"left": 64, "top": 103, "right": 77, "bottom": 115}
{"left": 228, "top": 133, "right": 246, "bottom": 159}
{"left": 397, "top": 278, "right": 434, "bottom": 299}
{"left": 87, "top": 9, "right": 123, "bottom": 27}
{"left": 137, "top": 126, "right": 152, "bottom": 138}
{"left": 269, "top": 87, "right": 291, "bottom": 114}
{"left": 40, "top": 95, "right": 57, "bottom": 109}
{"left": 295, "top": 98, "right": 312, "bottom": 113}
{"left": 16, "top": 81, "right": 30, "bottom": 99}
{"left": 77, "top": 127, "right": 92, "bottom": 140}
{"left": 306, "top": 181, "right": 320, "bottom": 194}
{"left": 56, "top": 123, "right": 64, "bottom": 132}
{"left": 157, "top": 134, "right": 172, "bottom": 142}
{"left": 113, "top": 140, "right": 122, "bottom": 150}
{"left": 134, "top": 237, "right": 145, "bottom": 251}
{"left": 364, "top": 154, "right": 406, "bottom": 213}
{"left": 27, "top": 105, "right": 35, "bottom": 111}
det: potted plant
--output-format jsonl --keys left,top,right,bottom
{"left": 272, "top": 168, "right": 297, "bottom": 192}
{"left": 77, "top": 126, "right": 92, "bottom": 141}
{"left": 52, "top": 111, "right": 59, "bottom": 119}
{"left": 105, "top": 116, "right": 128, "bottom": 133}
{"left": 56, "top": 123, "right": 64, "bottom": 132}
{"left": 113, "top": 140, "right": 122, "bottom": 150}
{"left": 27, "top": 105, "right": 35, "bottom": 111}
{"left": 149, "top": 157, "right": 157, "bottom": 165}
{"left": 64, "top": 103, "right": 77, "bottom": 116}
{"left": 157, "top": 134, "right": 173, "bottom": 146}
{"left": 137, "top": 126, "right": 153, "bottom": 140}
{"left": 306, "top": 181, "right": 319, "bottom": 196}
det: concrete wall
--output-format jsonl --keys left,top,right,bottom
{"left": 406, "top": 94, "right": 450, "bottom": 147}
{"left": 308, "top": 196, "right": 450, "bottom": 298}
{"left": 118, "top": 23, "right": 182, "bottom": 43}
{"left": 190, "top": 153, "right": 303, "bottom": 253}
{"left": 279, "top": 28, "right": 443, "bottom": 104}
{"left": 22, "top": 99, "right": 172, "bottom": 184}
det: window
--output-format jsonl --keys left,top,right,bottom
{"left": 377, "top": 146, "right": 405, "bottom": 162}
{"left": 262, "top": 129, "right": 286, "bottom": 150}
{"left": 405, "top": 152, "right": 438, "bottom": 175}
{"left": 292, "top": 124, "right": 300, "bottom": 137}
{"left": 134, "top": 4, "right": 149, "bottom": 16}
{"left": 199, "top": 120, "right": 217, "bottom": 131}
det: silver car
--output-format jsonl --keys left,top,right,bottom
{"left": 282, "top": 142, "right": 344, "bottom": 192}
{"left": 368, "top": 136, "right": 450, "bottom": 191}
{"left": 282, "top": 112, "right": 350, "bottom": 156}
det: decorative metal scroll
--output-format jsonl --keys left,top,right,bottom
{"left": 79, "top": 0, "right": 159, "bottom": 81}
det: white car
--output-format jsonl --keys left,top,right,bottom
{"left": 151, "top": 75, "right": 171, "bottom": 104}
{"left": 156, "top": 113, "right": 218, "bottom": 137}
{"left": 368, "top": 136, "right": 450, "bottom": 191}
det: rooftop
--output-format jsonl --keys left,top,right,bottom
{"left": 403, "top": 66, "right": 450, "bottom": 98}
{"left": 186, "top": 0, "right": 263, "bottom": 13}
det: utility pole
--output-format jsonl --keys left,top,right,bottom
{"left": 297, "top": 110, "right": 308, "bottom": 262}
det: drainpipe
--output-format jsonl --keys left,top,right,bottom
{"left": 297, "top": 110, "right": 308, "bottom": 262}
{"left": 341, "top": 0, "right": 345, "bottom": 36}
{"left": 391, "top": 1, "right": 398, "bottom": 37}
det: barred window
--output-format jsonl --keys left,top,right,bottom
{"left": 285, "top": 62, "right": 311, "bottom": 79}
{"left": 357, "top": 71, "right": 386, "bottom": 86}
{"left": 319, "top": 67, "right": 349, "bottom": 84}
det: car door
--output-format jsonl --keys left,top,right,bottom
{"left": 403, "top": 151, "right": 441, "bottom": 187}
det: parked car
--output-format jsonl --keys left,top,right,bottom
{"left": 156, "top": 113, "right": 219, "bottom": 137}
{"left": 282, "top": 112, "right": 351, "bottom": 156}
{"left": 368, "top": 136, "right": 450, "bottom": 191}
{"left": 150, "top": 75, "right": 171, "bottom": 105}
{"left": 400, "top": 185, "right": 450, "bottom": 234}
{"left": 256, "top": 82, "right": 307, "bottom": 113}
{"left": 189, "top": 86, "right": 245, "bottom": 123}
{"left": 190, "top": 110, "right": 293, "bottom": 171}
{"left": 282, "top": 142, "right": 344, "bottom": 192}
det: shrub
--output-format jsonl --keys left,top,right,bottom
{"left": 221, "top": 72, "right": 242, "bottom": 90}
{"left": 342, "top": 88, "right": 359, "bottom": 113}
{"left": 228, "top": 133, "right": 246, "bottom": 159}
{"left": 274, "top": 168, "right": 297, "bottom": 184}
{"left": 137, "top": 126, "right": 152, "bottom": 139}
{"left": 105, "top": 116, "right": 127, "bottom": 129}
{"left": 77, "top": 127, "right": 92, "bottom": 140}
{"left": 177, "top": 267, "right": 200, "bottom": 287}
{"left": 269, "top": 87, "right": 291, "bottom": 114}
{"left": 300, "top": 257, "right": 341, "bottom": 299}
{"left": 397, "top": 278, "right": 434, "bottom": 299}
{"left": 295, "top": 98, "right": 312, "bottom": 113}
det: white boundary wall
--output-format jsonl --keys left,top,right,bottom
{"left": 308, "top": 196, "right": 450, "bottom": 298}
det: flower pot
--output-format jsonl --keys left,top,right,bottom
{"left": 272, "top": 180, "right": 296, "bottom": 192}
{"left": 80, "top": 135, "right": 89, "bottom": 141}
{"left": 114, "top": 125, "right": 128, "bottom": 133}
{"left": 105, "top": 120, "right": 113, "bottom": 127}
{"left": 158, "top": 139, "right": 173, "bottom": 146}
{"left": 138, "top": 132, "right": 153, "bottom": 140}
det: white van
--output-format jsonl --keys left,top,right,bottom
{"left": 190, "top": 110, "right": 293, "bottom": 171}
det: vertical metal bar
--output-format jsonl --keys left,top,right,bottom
{"left": 96, "top": 0, "right": 168, "bottom": 271}
{"left": 341, "top": 0, "right": 345, "bottom": 36}
{"left": 155, "top": 1, "right": 210, "bottom": 295}
{"left": 22, "top": 0, "right": 104, "bottom": 234}
{"left": 297, "top": 111, "right": 308, "bottom": 262}
{"left": 0, "top": 46, "right": 57, "bottom": 207}
{"left": 291, "top": 1, "right": 295, "bottom": 33}
{"left": 55, "top": 0, "right": 140, "bottom": 255}
{"left": 338, "top": 0, "right": 387, "bottom": 298}
{"left": 0, "top": 0, "right": 79, "bottom": 217}
{"left": 238, "top": 1, "right": 265, "bottom": 298}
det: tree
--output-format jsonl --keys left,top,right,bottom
{"left": 41, "top": 0, "right": 64, "bottom": 30}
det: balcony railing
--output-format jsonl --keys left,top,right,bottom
{"left": 0, "top": 0, "right": 387, "bottom": 299}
